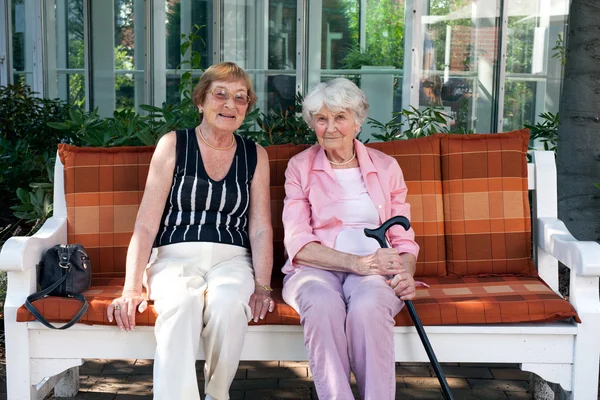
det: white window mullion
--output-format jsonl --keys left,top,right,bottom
{"left": 306, "top": 0, "right": 321, "bottom": 92}
{"left": 133, "top": 0, "right": 145, "bottom": 110}
{"left": 212, "top": 0, "right": 220, "bottom": 64}
{"left": 495, "top": 0, "right": 509, "bottom": 133}
{"left": 295, "top": 0, "right": 306, "bottom": 95}
{"left": 149, "top": 0, "right": 165, "bottom": 107}
{"left": 402, "top": 0, "right": 421, "bottom": 111}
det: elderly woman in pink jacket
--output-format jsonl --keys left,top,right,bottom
{"left": 281, "top": 78, "right": 420, "bottom": 400}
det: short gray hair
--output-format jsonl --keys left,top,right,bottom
{"left": 302, "top": 78, "right": 369, "bottom": 130}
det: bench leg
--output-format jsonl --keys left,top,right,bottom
{"left": 54, "top": 367, "right": 80, "bottom": 397}
{"left": 569, "top": 276, "right": 600, "bottom": 400}
{"left": 5, "top": 306, "right": 35, "bottom": 400}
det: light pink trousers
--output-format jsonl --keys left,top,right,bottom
{"left": 282, "top": 266, "right": 403, "bottom": 400}
{"left": 144, "top": 242, "right": 255, "bottom": 400}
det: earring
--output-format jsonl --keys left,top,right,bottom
{"left": 198, "top": 108, "right": 203, "bottom": 115}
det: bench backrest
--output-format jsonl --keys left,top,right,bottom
{"left": 57, "top": 129, "right": 534, "bottom": 284}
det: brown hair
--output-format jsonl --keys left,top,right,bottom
{"left": 192, "top": 62, "right": 257, "bottom": 119}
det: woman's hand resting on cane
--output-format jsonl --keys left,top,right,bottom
{"left": 355, "top": 248, "right": 405, "bottom": 276}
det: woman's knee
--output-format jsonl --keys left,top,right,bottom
{"left": 205, "top": 290, "right": 250, "bottom": 323}
{"left": 293, "top": 284, "right": 347, "bottom": 324}
{"left": 347, "top": 288, "right": 398, "bottom": 322}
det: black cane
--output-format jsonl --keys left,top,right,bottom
{"left": 365, "top": 216, "right": 454, "bottom": 400}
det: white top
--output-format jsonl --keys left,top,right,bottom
{"left": 332, "top": 168, "right": 382, "bottom": 256}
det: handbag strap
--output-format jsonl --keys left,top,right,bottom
{"left": 25, "top": 260, "right": 89, "bottom": 330}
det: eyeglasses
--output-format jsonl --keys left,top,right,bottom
{"left": 211, "top": 87, "right": 250, "bottom": 106}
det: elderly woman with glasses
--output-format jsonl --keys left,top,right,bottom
{"left": 106, "top": 62, "right": 274, "bottom": 400}
{"left": 281, "top": 78, "right": 420, "bottom": 400}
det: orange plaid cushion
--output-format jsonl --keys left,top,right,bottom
{"left": 368, "top": 135, "right": 446, "bottom": 276}
{"left": 58, "top": 144, "right": 155, "bottom": 278}
{"left": 17, "top": 275, "right": 578, "bottom": 325}
{"left": 266, "top": 144, "right": 311, "bottom": 285}
{"left": 440, "top": 129, "right": 536, "bottom": 276}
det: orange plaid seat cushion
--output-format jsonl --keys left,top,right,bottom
{"left": 440, "top": 129, "right": 536, "bottom": 276}
{"left": 17, "top": 275, "right": 579, "bottom": 325}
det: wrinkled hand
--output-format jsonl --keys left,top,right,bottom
{"left": 249, "top": 286, "right": 275, "bottom": 323}
{"left": 107, "top": 291, "right": 148, "bottom": 331}
{"left": 356, "top": 248, "right": 405, "bottom": 276}
{"left": 387, "top": 270, "right": 416, "bottom": 300}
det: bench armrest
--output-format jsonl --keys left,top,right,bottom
{"left": 0, "top": 217, "right": 67, "bottom": 272}
{"left": 537, "top": 217, "right": 600, "bottom": 277}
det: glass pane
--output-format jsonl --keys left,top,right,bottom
{"left": 45, "top": 0, "right": 86, "bottom": 108}
{"left": 422, "top": 0, "right": 501, "bottom": 133}
{"left": 307, "top": 0, "right": 405, "bottom": 139}
{"left": 502, "top": 0, "right": 568, "bottom": 132}
{"left": 219, "top": 0, "right": 297, "bottom": 115}
{"left": 266, "top": 0, "right": 297, "bottom": 112}
{"left": 114, "top": 0, "right": 145, "bottom": 111}
{"left": 165, "top": 0, "right": 212, "bottom": 105}
{"left": 11, "top": 0, "right": 30, "bottom": 85}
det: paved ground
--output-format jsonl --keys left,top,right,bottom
{"left": 0, "top": 359, "right": 539, "bottom": 399}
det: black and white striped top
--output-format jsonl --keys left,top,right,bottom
{"left": 154, "top": 128, "right": 257, "bottom": 249}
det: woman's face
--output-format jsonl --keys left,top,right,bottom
{"left": 313, "top": 107, "right": 358, "bottom": 153}
{"left": 200, "top": 80, "right": 249, "bottom": 133}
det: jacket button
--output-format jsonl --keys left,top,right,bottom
{"left": 378, "top": 205, "right": 383, "bottom": 209}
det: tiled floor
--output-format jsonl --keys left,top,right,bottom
{"left": 0, "top": 359, "right": 538, "bottom": 399}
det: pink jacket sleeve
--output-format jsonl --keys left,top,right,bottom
{"left": 282, "top": 158, "right": 322, "bottom": 266}
{"left": 387, "top": 160, "right": 420, "bottom": 258}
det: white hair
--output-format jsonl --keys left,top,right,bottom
{"left": 302, "top": 78, "right": 369, "bottom": 131}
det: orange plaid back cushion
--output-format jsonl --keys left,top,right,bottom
{"left": 440, "top": 129, "right": 536, "bottom": 276}
{"left": 59, "top": 144, "right": 155, "bottom": 279}
{"left": 367, "top": 136, "right": 446, "bottom": 276}
{"left": 266, "top": 144, "right": 311, "bottom": 285}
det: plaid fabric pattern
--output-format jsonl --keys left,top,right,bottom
{"left": 58, "top": 144, "right": 155, "bottom": 278}
{"left": 22, "top": 135, "right": 577, "bottom": 327}
{"left": 440, "top": 130, "right": 536, "bottom": 276}
{"left": 368, "top": 135, "right": 446, "bottom": 276}
{"left": 17, "top": 275, "right": 579, "bottom": 326}
{"left": 266, "top": 144, "right": 311, "bottom": 286}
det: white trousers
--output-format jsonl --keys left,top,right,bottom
{"left": 144, "top": 242, "right": 255, "bottom": 400}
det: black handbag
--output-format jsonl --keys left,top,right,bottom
{"left": 25, "top": 244, "right": 92, "bottom": 329}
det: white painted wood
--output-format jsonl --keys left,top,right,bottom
{"left": 532, "top": 151, "right": 560, "bottom": 286}
{"left": 568, "top": 272, "right": 600, "bottom": 399}
{"left": 26, "top": 323, "right": 575, "bottom": 363}
{"left": 0, "top": 150, "right": 598, "bottom": 399}
{"left": 402, "top": 0, "right": 422, "bottom": 110}
{"left": 538, "top": 218, "right": 600, "bottom": 277}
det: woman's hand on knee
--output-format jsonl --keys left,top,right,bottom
{"left": 249, "top": 286, "right": 275, "bottom": 323}
{"left": 387, "top": 271, "right": 416, "bottom": 300}
{"left": 107, "top": 292, "right": 148, "bottom": 331}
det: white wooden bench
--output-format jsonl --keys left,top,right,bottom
{"left": 1, "top": 140, "right": 599, "bottom": 399}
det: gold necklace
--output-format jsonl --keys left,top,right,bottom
{"left": 327, "top": 150, "right": 356, "bottom": 166}
{"left": 197, "top": 127, "right": 235, "bottom": 151}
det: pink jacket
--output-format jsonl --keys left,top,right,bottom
{"left": 282, "top": 139, "right": 420, "bottom": 273}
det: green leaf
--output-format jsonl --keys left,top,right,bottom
{"left": 47, "top": 122, "right": 70, "bottom": 130}
{"left": 16, "top": 187, "right": 28, "bottom": 203}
